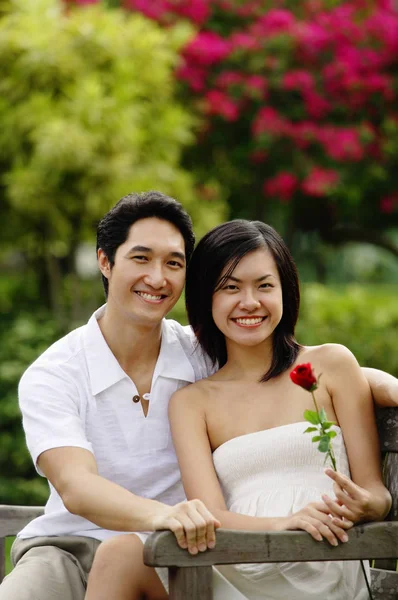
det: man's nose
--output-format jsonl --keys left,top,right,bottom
{"left": 143, "top": 264, "right": 166, "bottom": 289}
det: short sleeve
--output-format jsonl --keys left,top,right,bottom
{"left": 18, "top": 363, "right": 94, "bottom": 476}
{"left": 177, "top": 324, "right": 217, "bottom": 380}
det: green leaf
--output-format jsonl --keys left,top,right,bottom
{"left": 322, "top": 421, "right": 336, "bottom": 430}
{"left": 303, "top": 426, "right": 318, "bottom": 433}
{"left": 304, "top": 409, "right": 320, "bottom": 425}
{"left": 318, "top": 435, "right": 330, "bottom": 453}
{"left": 319, "top": 407, "right": 327, "bottom": 423}
{"left": 328, "top": 431, "right": 337, "bottom": 439}
{"left": 311, "top": 435, "right": 321, "bottom": 442}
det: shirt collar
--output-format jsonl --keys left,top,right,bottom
{"left": 83, "top": 305, "right": 128, "bottom": 396}
{"left": 83, "top": 306, "right": 195, "bottom": 396}
{"left": 154, "top": 319, "right": 195, "bottom": 384}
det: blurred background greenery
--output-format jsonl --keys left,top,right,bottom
{"left": 1, "top": 0, "right": 397, "bottom": 506}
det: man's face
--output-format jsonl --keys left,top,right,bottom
{"left": 99, "top": 217, "right": 186, "bottom": 326}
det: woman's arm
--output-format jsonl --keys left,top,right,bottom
{"left": 322, "top": 346, "right": 392, "bottom": 522}
{"left": 169, "top": 386, "right": 351, "bottom": 546}
{"left": 362, "top": 367, "right": 398, "bottom": 408}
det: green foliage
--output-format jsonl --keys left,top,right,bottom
{"left": 297, "top": 284, "right": 398, "bottom": 376}
{"left": 0, "top": 312, "right": 63, "bottom": 505}
{"left": 0, "top": 0, "right": 227, "bottom": 318}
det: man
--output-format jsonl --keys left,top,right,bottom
{"left": 1, "top": 191, "right": 397, "bottom": 600}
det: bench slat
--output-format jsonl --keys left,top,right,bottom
{"left": 376, "top": 407, "right": 398, "bottom": 452}
{"left": 0, "top": 506, "right": 44, "bottom": 538}
{"left": 144, "top": 523, "right": 398, "bottom": 568}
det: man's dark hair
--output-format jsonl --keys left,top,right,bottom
{"left": 185, "top": 219, "right": 301, "bottom": 382}
{"left": 97, "top": 191, "right": 195, "bottom": 296}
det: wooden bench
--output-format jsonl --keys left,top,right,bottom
{"left": 1, "top": 407, "right": 397, "bottom": 599}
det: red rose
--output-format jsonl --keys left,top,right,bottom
{"left": 290, "top": 363, "right": 317, "bottom": 391}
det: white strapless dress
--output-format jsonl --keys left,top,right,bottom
{"left": 210, "top": 422, "right": 369, "bottom": 600}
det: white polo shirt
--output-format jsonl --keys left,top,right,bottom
{"left": 17, "top": 306, "right": 213, "bottom": 540}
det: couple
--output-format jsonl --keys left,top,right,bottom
{"left": 1, "top": 191, "right": 396, "bottom": 600}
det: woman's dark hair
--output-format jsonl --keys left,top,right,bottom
{"left": 96, "top": 190, "right": 195, "bottom": 296}
{"left": 186, "top": 219, "right": 301, "bottom": 381}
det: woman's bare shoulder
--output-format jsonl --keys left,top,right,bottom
{"left": 169, "top": 377, "right": 216, "bottom": 414}
{"left": 297, "top": 343, "right": 360, "bottom": 375}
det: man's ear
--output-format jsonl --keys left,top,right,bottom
{"left": 97, "top": 248, "right": 111, "bottom": 279}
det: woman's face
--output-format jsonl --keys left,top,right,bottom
{"left": 212, "top": 247, "right": 283, "bottom": 348}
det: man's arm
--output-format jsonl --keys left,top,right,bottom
{"left": 38, "top": 446, "right": 220, "bottom": 554}
{"left": 362, "top": 367, "right": 398, "bottom": 408}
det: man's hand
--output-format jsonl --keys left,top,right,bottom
{"left": 152, "top": 499, "right": 221, "bottom": 555}
{"left": 322, "top": 468, "right": 392, "bottom": 523}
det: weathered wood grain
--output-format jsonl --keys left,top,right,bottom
{"left": 144, "top": 522, "right": 398, "bottom": 568}
{"left": 370, "top": 568, "right": 398, "bottom": 600}
{"left": 376, "top": 406, "right": 398, "bottom": 452}
{"left": 0, "top": 505, "right": 44, "bottom": 537}
{"left": 169, "top": 566, "right": 213, "bottom": 600}
{"left": 383, "top": 453, "right": 398, "bottom": 520}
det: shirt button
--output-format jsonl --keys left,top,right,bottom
{"left": 132, "top": 395, "right": 140, "bottom": 403}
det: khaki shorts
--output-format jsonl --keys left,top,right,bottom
{"left": 0, "top": 536, "right": 101, "bottom": 600}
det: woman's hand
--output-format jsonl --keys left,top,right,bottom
{"left": 151, "top": 498, "right": 221, "bottom": 555}
{"left": 322, "top": 468, "right": 392, "bottom": 524}
{"left": 282, "top": 500, "right": 353, "bottom": 546}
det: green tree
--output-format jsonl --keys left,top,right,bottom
{"left": 0, "top": 0, "right": 226, "bottom": 323}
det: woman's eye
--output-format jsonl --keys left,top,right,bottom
{"left": 260, "top": 283, "right": 272, "bottom": 289}
{"left": 224, "top": 285, "right": 238, "bottom": 291}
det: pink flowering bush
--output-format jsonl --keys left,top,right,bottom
{"left": 69, "top": 0, "right": 398, "bottom": 240}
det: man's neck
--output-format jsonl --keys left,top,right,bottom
{"left": 98, "top": 306, "right": 163, "bottom": 374}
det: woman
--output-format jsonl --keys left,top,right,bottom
{"left": 86, "top": 220, "right": 391, "bottom": 599}
{"left": 168, "top": 219, "right": 391, "bottom": 599}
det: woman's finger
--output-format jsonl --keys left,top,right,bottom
{"left": 325, "top": 469, "right": 361, "bottom": 499}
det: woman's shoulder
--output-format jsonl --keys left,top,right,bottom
{"left": 297, "top": 343, "right": 359, "bottom": 372}
{"left": 169, "top": 377, "right": 216, "bottom": 413}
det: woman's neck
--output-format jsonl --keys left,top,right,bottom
{"left": 220, "top": 338, "right": 273, "bottom": 382}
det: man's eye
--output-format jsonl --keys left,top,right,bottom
{"left": 133, "top": 256, "right": 148, "bottom": 261}
{"left": 168, "top": 261, "right": 183, "bottom": 268}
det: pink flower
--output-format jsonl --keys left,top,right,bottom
{"left": 125, "top": 0, "right": 169, "bottom": 19}
{"left": 176, "top": 64, "right": 207, "bottom": 92}
{"left": 215, "top": 71, "right": 243, "bottom": 88}
{"left": 263, "top": 172, "right": 298, "bottom": 202}
{"left": 173, "top": 0, "right": 210, "bottom": 25}
{"left": 230, "top": 32, "right": 259, "bottom": 51}
{"left": 257, "top": 9, "right": 296, "bottom": 34}
{"left": 249, "top": 149, "right": 268, "bottom": 164}
{"left": 245, "top": 75, "right": 268, "bottom": 98}
{"left": 380, "top": 194, "right": 398, "bottom": 213}
{"left": 319, "top": 127, "right": 364, "bottom": 161}
{"left": 303, "top": 91, "right": 330, "bottom": 119}
{"left": 282, "top": 70, "right": 315, "bottom": 92}
{"left": 183, "top": 32, "right": 231, "bottom": 67}
{"left": 205, "top": 90, "right": 239, "bottom": 121}
{"left": 252, "top": 107, "right": 292, "bottom": 137}
{"left": 291, "top": 122, "right": 320, "bottom": 149}
{"left": 302, "top": 167, "right": 339, "bottom": 197}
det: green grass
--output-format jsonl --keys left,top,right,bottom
{"left": 5, "top": 537, "right": 14, "bottom": 575}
